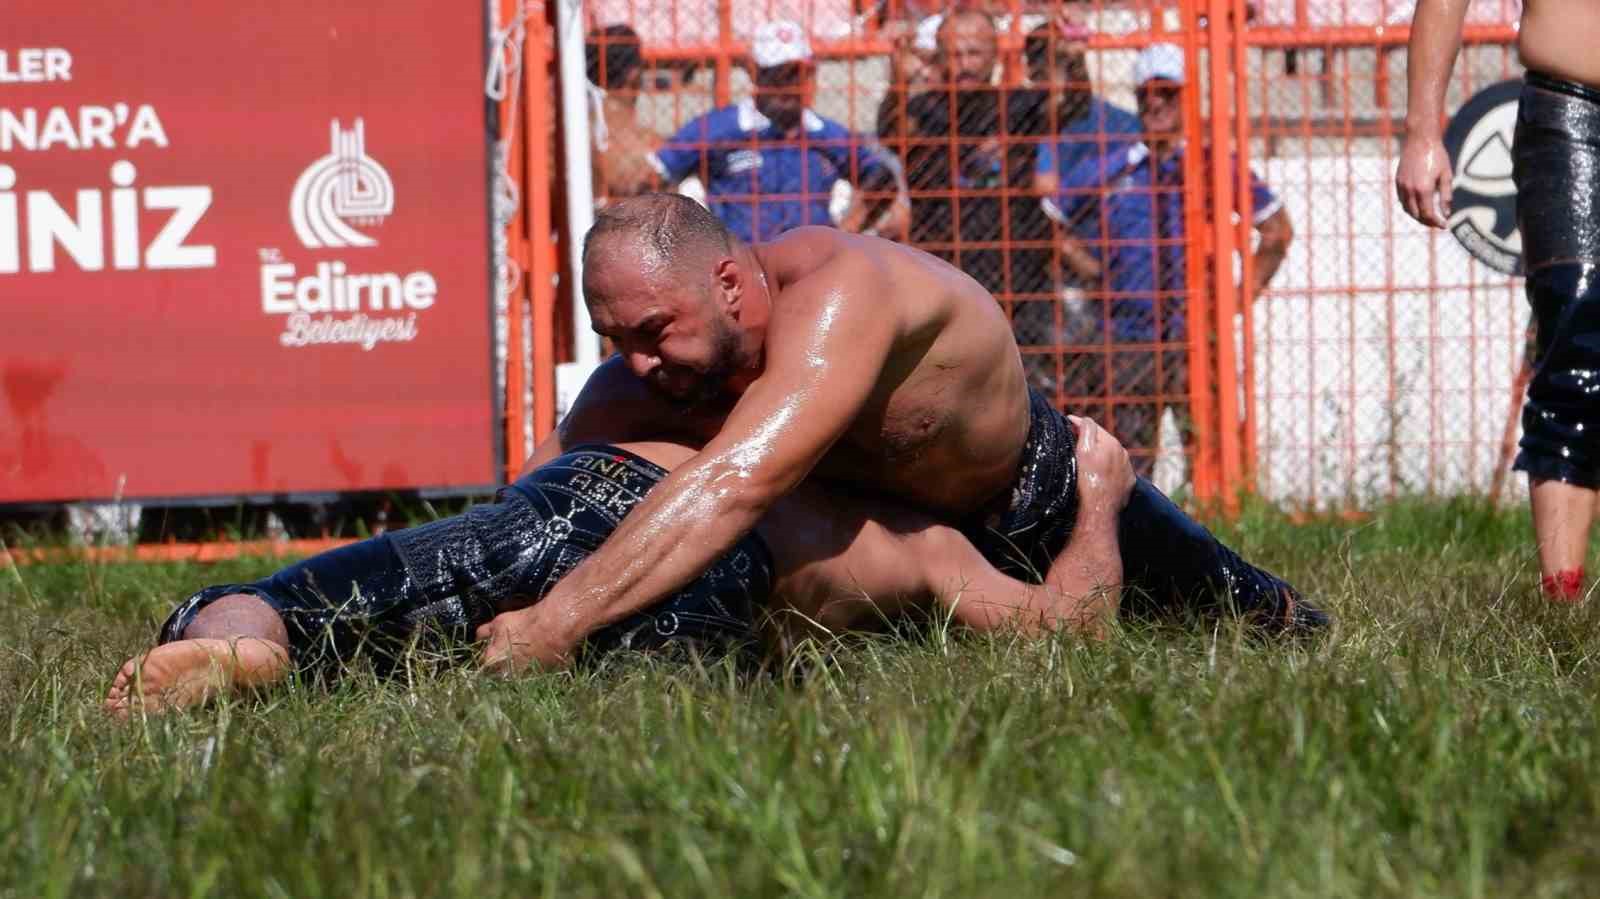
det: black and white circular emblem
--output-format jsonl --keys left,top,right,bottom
{"left": 1443, "top": 79, "right": 1523, "bottom": 275}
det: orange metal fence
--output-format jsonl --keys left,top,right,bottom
{"left": 546, "top": 0, "right": 1530, "bottom": 512}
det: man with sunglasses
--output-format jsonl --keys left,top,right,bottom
{"left": 1050, "top": 43, "right": 1293, "bottom": 478}
{"left": 645, "top": 21, "right": 904, "bottom": 242}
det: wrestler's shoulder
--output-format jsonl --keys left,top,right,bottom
{"left": 764, "top": 229, "right": 900, "bottom": 293}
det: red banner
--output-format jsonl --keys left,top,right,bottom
{"left": 2, "top": 1, "right": 496, "bottom": 502}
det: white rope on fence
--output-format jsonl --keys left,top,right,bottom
{"left": 487, "top": 0, "right": 538, "bottom": 464}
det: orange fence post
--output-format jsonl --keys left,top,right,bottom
{"left": 500, "top": 0, "right": 528, "bottom": 483}
{"left": 1179, "top": 0, "right": 1218, "bottom": 504}
{"left": 1234, "top": 0, "right": 1260, "bottom": 490}
{"left": 1206, "top": 0, "right": 1246, "bottom": 515}
{"left": 527, "top": 3, "right": 557, "bottom": 448}
{"left": 715, "top": 1, "right": 735, "bottom": 107}
{"left": 1211, "top": 0, "right": 1244, "bottom": 510}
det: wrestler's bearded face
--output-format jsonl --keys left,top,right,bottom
{"left": 650, "top": 301, "right": 742, "bottom": 408}
{"left": 595, "top": 283, "right": 743, "bottom": 407}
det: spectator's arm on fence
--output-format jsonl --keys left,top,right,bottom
{"left": 1057, "top": 230, "right": 1103, "bottom": 281}
{"left": 839, "top": 140, "right": 908, "bottom": 238}
{"left": 1246, "top": 168, "right": 1290, "bottom": 300}
{"left": 1044, "top": 151, "right": 1116, "bottom": 281}
{"left": 1034, "top": 139, "right": 1060, "bottom": 198}
{"left": 1251, "top": 207, "right": 1293, "bottom": 301}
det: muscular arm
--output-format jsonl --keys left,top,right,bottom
{"left": 923, "top": 525, "right": 1117, "bottom": 637}
{"left": 1404, "top": 0, "right": 1472, "bottom": 136}
{"left": 760, "top": 417, "right": 1130, "bottom": 649}
{"left": 838, "top": 149, "right": 907, "bottom": 236}
{"left": 1033, "top": 415, "right": 1130, "bottom": 633}
{"left": 1396, "top": 0, "right": 1471, "bottom": 227}
{"left": 483, "top": 258, "right": 902, "bottom": 669}
{"left": 921, "top": 421, "right": 1125, "bottom": 637}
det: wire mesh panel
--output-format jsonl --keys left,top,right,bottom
{"left": 1243, "top": 0, "right": 1524, "bottom": 509}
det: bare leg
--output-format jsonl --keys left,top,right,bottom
{"left": 1530, "top": 478, "right": 1598, "bottom": 600}
{"left": 757, "top": 479, "right": 1109, "bottom": 655}
{"left": 104, "top": 594, "right": 292, "bottom": 718}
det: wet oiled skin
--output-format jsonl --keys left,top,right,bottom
{"left": 571, "top": 227, "right": 1032, "bottom": 519}
{"left": 1519, "top": 0, "right": 1600, "bottom": 89}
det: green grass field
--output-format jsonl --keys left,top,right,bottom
{"left": 4, "top": 498, "right": 1600, "bottom": 897}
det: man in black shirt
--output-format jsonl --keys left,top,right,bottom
{"left": 878, "top": 10, "right": 1057, "bottom": 395}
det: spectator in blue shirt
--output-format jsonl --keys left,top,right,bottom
{"left": 1053, "top": 43, "right": 1294, "bottom": 477}
{"left": 1019, "top": 12, "right": 1143, "bottom": 402}
{"left": 646, "top": 21, "right": 904, "bottom": 243}
{"left": 1025, "top": 14, "right": 1143, "bottom": 205}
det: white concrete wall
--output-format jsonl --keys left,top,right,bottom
{"left": 1248, "top": 153, "right": 1527, "bottom": 506}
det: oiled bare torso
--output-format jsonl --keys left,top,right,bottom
{"left": 1519, "top": 0, "right": 1600, "bottom": 88}
{"left": 772, "top": 231, "right": 1029, "bottom": 514}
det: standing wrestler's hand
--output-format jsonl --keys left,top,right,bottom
{"left": 477, "top": 605, "right": 576, "bottom": 674}
{"left": 1396, "top": 132, "right": 1453, "bottom": 229}
{"left": 1068, "top": 415, "right": 1135, "bottom": 515}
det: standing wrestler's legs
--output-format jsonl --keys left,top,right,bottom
{"left": 1531, "top": 480, "right": 1597, "bottom": 598}
{"left": 1517, "top": 263, "right": 1600, "bottom": 599}
{"left": 1511, "top": 74, "right": 1600, "bottom": 600}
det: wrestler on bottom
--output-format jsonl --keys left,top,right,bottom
{"left": 106, "top": 421, "right": 1133, "bottom": 717}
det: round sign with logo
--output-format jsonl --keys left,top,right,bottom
{"left": 1442, "top": 79, "right": 1523, "bottom": 276}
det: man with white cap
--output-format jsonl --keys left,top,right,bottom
{"left": 1050, "top": 42, "right": 1293, "bottom": 478}
{"left": 646, "top": 20, "right": 904, "bottom": 242}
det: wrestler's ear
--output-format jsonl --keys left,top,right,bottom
{"left": 713, "top": 257, "right": 743, "bottom": 311}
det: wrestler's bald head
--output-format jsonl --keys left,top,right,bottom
{"left": 582, "top": 193, "right": 735, "bottom": 288}
{"left": 581, "top": 194, "right": 752, "bottom": 406}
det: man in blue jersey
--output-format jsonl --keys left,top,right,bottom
{"left": 646, "top": 21, "right": 904, "bottom": 242}
{"left": 1022, "top": 12, "right": 1143, "bottom": 401}
{"left": 1027, "top": 14, "right": 1143, "bottom": 204}
{"left": 1053, "top": 43, "right": 1294, "bottom": 477}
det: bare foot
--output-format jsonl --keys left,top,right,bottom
{"left": 104, "top": 638, "right": 288, "bottom": 718}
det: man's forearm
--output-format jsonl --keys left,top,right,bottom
{"left": 1250, "top": 242, "right": 1288, "bottom": 299}
{"left": 1056, "top": 515, "right": 1122, "bottom": 598}
{"left": 1404, "top": 0, "right": 1472, "bottom": 135}
{"left": 1059, "top": 234, "right": 1102, "bottom": 280}
{"left": 842, "top": 167, "right": 903, "bottom": 233}
{"left": 930, "top": 526, "right": 1118, "bottom": 636}
{"left": 838, "top": 197, "right": 870, "bottom": 233}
